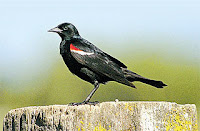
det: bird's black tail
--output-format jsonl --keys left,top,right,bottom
{"left": 137, "top": 78, "right": 167, "bottom": 88}
{"left": 122, "top": 68, "right": 167, "bottom": 88}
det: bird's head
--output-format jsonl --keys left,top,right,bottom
{"left": 48, "top": 23, "right": 79, "bottom": 40}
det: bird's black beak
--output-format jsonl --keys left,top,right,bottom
{"left": 48, "top": 27, "right": 62, "bottom": 33}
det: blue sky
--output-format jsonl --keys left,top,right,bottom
{"left": 0, "top": 0, "right": 200, "bottom": 87}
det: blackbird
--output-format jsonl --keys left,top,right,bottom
{"left": 48, "top": 23, "right": 167, "bottom": 105}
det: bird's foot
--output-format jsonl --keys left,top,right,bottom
{"left": 69, "top": 101, "right": 99, "bottom": 106}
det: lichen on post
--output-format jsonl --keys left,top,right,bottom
{"left": 3, "top": 101, "right": 198, "bottom": 131}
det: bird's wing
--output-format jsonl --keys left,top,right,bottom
{"left": 69, "top": 41, "right": 135, "bottom": 87}
{"left": 71, "top": 38, "right": 127, "bottom": 68}
{"left": 103, "top": 52, "right": 127, "bottom": 68}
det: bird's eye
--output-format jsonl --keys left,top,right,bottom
{"left": 63, "top": 26, "right": 68, "bottom": 30}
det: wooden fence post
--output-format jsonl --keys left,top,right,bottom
{"left": 3, "top": 101, "right": 198, "bottom": 130}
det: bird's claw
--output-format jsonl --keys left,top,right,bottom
{"left": 69, "top": 101, "right": 99, "bottom": 106}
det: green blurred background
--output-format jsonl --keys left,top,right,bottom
{"left": 0, "top": 0, "right": 200, "bottom": 130}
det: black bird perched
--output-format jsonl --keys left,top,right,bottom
{"left": 48, "top": 23, "right": 167, "bottom": 105}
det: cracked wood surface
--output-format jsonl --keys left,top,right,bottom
{"left": 3, "top": 101, "right": 198, "bottom": 131}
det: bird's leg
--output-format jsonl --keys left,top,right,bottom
{"left": 70, "top": 81, "right": 100, "bottom": 106}
{"left": 83, "top": 81, "right": 99, "bottom": 103}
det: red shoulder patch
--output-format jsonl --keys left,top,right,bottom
{"left": 70, "top": 43, "right": 94, "bottom": 55}
{"left": 70, "top": 44, "right": 82, "bottom": 51}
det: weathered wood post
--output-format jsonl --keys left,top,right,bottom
{"left": 3, "top": 101, "right": 198, "bottom": 130}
